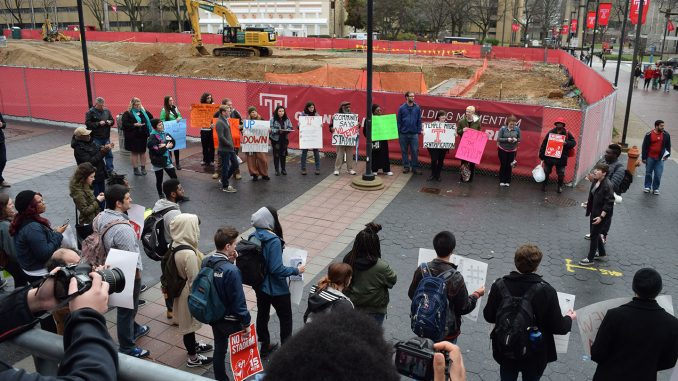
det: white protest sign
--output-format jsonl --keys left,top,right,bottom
{"left": 555, "top": 292, "right": 575, "bottom": 353}
{"left": 105, "top": 249, "right": 140, "bottom": 309}
{"left": 242, "top": 120, "right": 270, "bottom": 153}
{"left": 576, "top": 295, "right": 674, "bottom": 356}
{"left": 127, "top": 204, "right": 145, "bottom": 240}
{"left": 417, "top": 248, "right": 488, "bottom": 322}
{"left": 423, "top": 122, "right": 457, "bottom": 149}
{"left": 283, "top": 247, "right": 308, "bottom": 305}
{"left": 299, "top": 115, "right": 323, "bottom": 149}
{"left": 332, "top": 114, "right": 359, "bottom": 146}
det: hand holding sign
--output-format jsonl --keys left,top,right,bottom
{"left": 454, "top": 128, "right": 488, "bottom": 164}
{"left": 332, "top": 114, "right": 359, "bottom": 146}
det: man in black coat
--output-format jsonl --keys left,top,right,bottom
{"left": 538, "top": 117, "right": 577, "bottom": 193}
{"left": 85, "top": 97, "right": 115, "bottom": 175}
{"left": 483, "top": 244, "right": 576, "bottom": 381}
{"left": 579, "top": 163, "right": 615, "bottom": 266}
{"left": 591, "top": 268, "right": 678, "bottom": 381}
{"left": 71, "top": 127, "right": 111, "bottom": 206}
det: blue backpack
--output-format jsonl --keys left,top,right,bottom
{"left": 410, "top": 263, "right": 456, "bottom": 341}
{"left": 188, "top": 258, "right": 228, "bottom": 324}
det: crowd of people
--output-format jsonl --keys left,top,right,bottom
{"left": 638, "top": 62, "right": 674, "bottom": 92}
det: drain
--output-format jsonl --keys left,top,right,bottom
{"left": 420, "top": 187, "right": 441, "bottom": 195}
{"left": 544, "top": 196, "right": 578, "bottom": 208}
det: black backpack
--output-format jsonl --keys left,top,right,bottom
{"left": 490, "top": 279, "right": 544, "bottom": 361}
{"left": 160, "top": 244, "right": 192, "bottom": 299}
{"left": 618, "top": 169, "right": 633, "bottom": 194}
{"left": 142, "top": 206, "right": 178, "bottom": 261}
{"left": 235, "top": 235, "right": 265, "bottom": 288}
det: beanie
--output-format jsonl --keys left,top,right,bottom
{"left": 632, "top": 268, "right": 662, "bottom": 299}
{"left": 15, "top": 190, "right": 37, "bottom": 213}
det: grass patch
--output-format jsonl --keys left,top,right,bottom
{"left": 604, "top": 54, "right": 634, "bottom": 61}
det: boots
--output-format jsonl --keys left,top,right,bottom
{"left": 134, "top": 167, "right": 143, "bottom": 176}
{"left": 557, "top": 176, "right": 564, "bottom": 193}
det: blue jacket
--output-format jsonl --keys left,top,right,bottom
{"left": 203, "top": 253, "right": 251, "bottom": 326}
{"left": 14, "top": 220, "right": 63, "bottom": 272}
{"left": 397, "top": 103, "right": 422, "bottom": 134}
{"left": 252, "top": 228, "right": 299, "bottom": 296}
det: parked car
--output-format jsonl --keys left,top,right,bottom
{"left": 663, "top": 57, "right": 678, "bottom": 69}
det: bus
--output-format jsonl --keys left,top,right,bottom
{"left": 443, "top": 36, "right": 478, "bottom": 45}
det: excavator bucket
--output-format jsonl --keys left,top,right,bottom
{"left": 196, "top": 45, "right": 210, "bottom": 56}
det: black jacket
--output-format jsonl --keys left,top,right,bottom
{"left": 303, "top": 285, "right": 354, "bottom": 323}
{"left": 0, "top": 113, "right": 6, "bottom": 143}
{"left": 592, "top": 298, "right": 678, "bottom": 381}
{"left": 85, "top": 107, "right": 114, "bottom": 140}
{"left": 586, "top": 177, "right": 615, "bottom": 219}
{"left": 539, "top": 127, "right": 577, "bottom": 166}
{"left": 483, "top": 272, "right": 572, "bottom": 371}
{"left": 71, "top": 136, "right": 107, "bottom": 182}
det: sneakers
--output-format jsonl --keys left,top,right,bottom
{"left": 140, "top": 284, "right": 148, "bottom": 293}
{"left": 579, "top": 258, "right": 594, "bottom": 266}
{"left": 187, "top": 354, "right": 213, "bottom": 368}
{"left": 138, "top": 299, "right": 147, "bottom": 307}
{"left": 127, "top": 347, "right": 150, "bottom": 358}
{"left": 196, "top": 342, "right": 213, "bottom": 353}
{"left": 386, "top": 171, "right": 394, "bottom": 176}
{"left": 301, "top": 169, "right": 307, "bottom": 175}
{"left": 584, "top": 233, "right": 591, "bottom": 240}
{"left": 166, "top": 310, "right": 173, "bottom": 319}
{"left": 653, "top": 189, "right": 660, "bottom": 195}
{"left": 333, "top": 170, "right": 339, "bottom": 176}
{"left": 643, "top": 187, "right": 651, "bottom": 193}
{"left": 315, "top": 169, "right": 320, "bottom": 175}
{"left": 500, "top": 183, "right": 510, "bottom": 187}
{"left": 0, "top": 278, "right": 7, "bottom": 289}
{"left": 235, "top": 173, "right": 242, "bottom": 180}
{"left": 212, "top": 172, "right": 219, "bottom": 179}
{"left": 281, "top": 169, "right": 287, "bottom": 175}
{"left": 349, "top": 170, "right": 357, "bottom": 175}
{"left": 222, "top": 186, "right": 237, "bottom": 193}
{"left": 134, "top": 325, "right": 150, "bottom": 340}
{"left": 594, "top": 252, "right": 607, "bottom": 261}
{"left": 403, "top": 167, "right": 411, "bottom": 174}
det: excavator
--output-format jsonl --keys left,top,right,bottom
{"left": 186, "top": 0, "right": 276, "bottom": 57}
{"left": 41, "top": 17, "right": 71, "bottom": 42}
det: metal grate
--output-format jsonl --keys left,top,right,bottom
{"left": 544, "top": 196, "right": 579, "bottom": 208}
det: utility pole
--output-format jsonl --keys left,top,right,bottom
{"left": 590, "top": 0, "right": 600, "bottom": 67}
{"left": 613, "top": 0, "right": 630, "bottom": 86}
{"left": 621, "top": 0, "right": 645, "bottom": 146}
{"left": 103, "top": 0, "right": 110, "bottom": 31}
{"left": 76, "top": 0, "right": 93, "bottom": 108}
{"left": 659, "top": 10, "right": 678, "bottom": 60}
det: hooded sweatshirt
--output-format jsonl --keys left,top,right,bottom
{"left": 170, "top": 213, "right": 203, "bottom": 335}
{"left": 304, "top": 285, "right": 354, "bottom": 323}
{"left": 151, "top": 198, "right": 181, "bottom": 243}
{"left": 96, "top": 209, "right": 141, "bottom": 271}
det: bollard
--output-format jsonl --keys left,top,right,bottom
{"left": 627, "top": 145, "right": 640, "bottom": 175}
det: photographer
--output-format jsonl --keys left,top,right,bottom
{"left": 0, "top": 270, "right": 118, "bottom": 381}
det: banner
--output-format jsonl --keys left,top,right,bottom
{"left": 570, "top": 19, "right": 578, "bottom": 31}
{"left": 213, "top": 118, "right": 240, "bottom": 149}
{"left": 190, "top": 104, "right": 219, "bottom": 129}
{"left": 669, "top": 20, "right": 675, "bottom": 32}
{"left": 371, "top": 114, "right": 399, "bottom": 141}
{"left": 629, "top": 0, "right": 650, "bottom": 25}
{"left": 229, "top": 324, "right": 264, "bottom": 381}
{"left": 298, "top": 115, "right": 323, "bottom": 149}
{"left": 162, "top": 119, "right": 187, "bottom": 150}
{"left": 511, "top": 23, "right": 520, "bottom": 32}
{"left": 544, "top": 133, "right": 565, "bottom": 158}
{"left": 561, "top": 25, "right": 569, "bottom": 35}
{"left": 587, "top": 12, "right": 597, "bottom": 29}
{"left": 423, "top": 122, "right": 456, "bottom": 149}
{"left": 331, "top": 114, "right": 359, "bottom": 146}
{"left": 241, "top": 120, "right": 270, "bottom": 153}
{"left": 455, "top": 129, "right": 488, "bottom": 164}
{"left": 598, "top": 3, "right": 612, "bottom": 26}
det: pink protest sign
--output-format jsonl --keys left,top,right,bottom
{"left": 454, "top": 129, "right": 488, "bottom": 164}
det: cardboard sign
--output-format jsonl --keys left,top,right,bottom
{"left": 190, "top": 104, "right": 219, "bottom": 129}
{"left": 372, "top": 114, "right": 399, "bottom": 141}
{"left": 105, "top": 249, "right": 140, "bottom": 309}
{"left": 127, "top": 204, "right": 145, "bottom": 240}
{"left": 544, "top": 133, "right": 565, "bottom": 158}
{"left": 241, "top": 120, "right": 270, "bottom": 153}
{"left": 454, "top": 128, "right": 488, "bottom": 164}
{"left": 576, "top": 295, "right": 674, "bottom": 356}
{"left": 283, "top": 247, "right": 308, "bottom": 305}
{"left": 299, "top": 115, "right": 323, "bottom": 149}
{"left": 162, "top": 119, "right": 187, "bottom": 150}
{"left": 229, "top": 324, "right": 264, "bottom": 381}
{"left": 555, "top": 292, "right": 576, "bottom": 354}
{"left": 423, "top": 122, "right": 457, "bottom": 149}
{"left": 332, "top": 114, "right": 360, "bottom": 146}
{"left": 213, "top": 118, "right": 240, "bottom": 149}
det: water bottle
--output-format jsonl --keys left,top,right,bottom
{"left": 528, "top": 327, "right": 542, "bottom": 349}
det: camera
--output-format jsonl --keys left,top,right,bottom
{"left": 53, "top": 264, "right": 126, "bottom": 302}
{"left": 394, "top": 337, "right": 449, "bottom": 381}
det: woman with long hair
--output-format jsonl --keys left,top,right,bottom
{"left": 121, "top": 97, "right": 153, "bottom": 176}
{"left": 426, "top": 110, "right": 452, "bottom": 182}
{"left": 299, "top": 101, "right": 321, "bottom": 175}
{"left": 160, "top": 95, "right": 183, "bottom": 170}
{"left": 245, "top": 106, "right": 270, "bottom": 181}
{"left": 366, "top": 104, "right": 392, "bottom": 175}
{"left": 270, "top": 105, "right": 293, "bottom": 176}
{"left": 147, "top": 119, "right": 178, "bottom": 199}
{"left": 342, "top": 222, "right": 397, "bottom": 326}
{"left": 303, "top": 262, "right": 354, "bottom": 323}
{"left": 69, "top": 162, "right": 104, "bottom": 228}
{"left": 0, "top": 194, "right": 29, "bottom": 287}
{"left": 200, "top": 92, "right": 215, "bottom": 167}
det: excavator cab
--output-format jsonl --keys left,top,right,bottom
{"left": 222, "top": 26, "right": 240, "bottom": 44}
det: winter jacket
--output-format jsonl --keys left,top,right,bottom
{"left": 147, "top": 131, "right": 175, "bottom": 168}
{"left": 0, "top": 220, "right": 16, "bottom": 262}
{"left": 593, "top": 157, "right": 624, "bottom": 194}
{"left": 85, "top": 106, "right": 114, "bottom": 140}
{"left": 0, "top": 112, "right": 7, "bottom": 143}
{"left": 483, "top": 271, "right": 572, "bottom": 371}
{"left": 586, "top": 177, "right": 615, "bottom": 219}
{"left": 252, "top": 228, "right": 299, "bottom": 296}
{"left": 96, "top": 209, "right": 141, "bottom": 271}
{"left": 204, "top": 253, "right": 251, "bottom": 326}
{"left": 641, "top": 130, "right": 671, "bottom": 161}
{"left": 497, "top": 125, "right": 521, "bottom": 151}
{"left": 69, "top": 180, "right": 100, "bottom": 225}
{"left": 216, "top": 115, "right": 235, "bottom": 153}
{"left": 456, "top": 115, "right": 481, "bottom": 138}
{"left": 121, "top": 109, "right": 152, "bottom": 153}
{"left": 342, "top": 255, "right": 397, "bottom": 314}
{"left": 14, "top": 219, "right": 63, "bottom": 273}
{"left": 170, "top": 213, "right": 204, "bottom": 335}
{"left": 151, "top": 198, "right": 181, "bottom": 244}
{"left": 71, "top": 136, "right": 107, "bottom": 183}
{"left": 591, "top": 298, "right": 678, "bottom": 381}
{"left": 303, "top": 285, "right": 354, "bottom": 323}
{"left": 397, "top": 102, "right": 422, "bottom": 134}
{"left": 408, "top": 258, "right": 479, "bottom": 339}
{"left": 160, "top": 106, "right": 182, "bottom": 121}
{"left": 270, "top": 117, "right": 293, "bottom": 142}
{"left": 539, "top": 127, "right": 577, "bottom": 166}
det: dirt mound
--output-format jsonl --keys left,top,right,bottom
{"left": 135, "top": 52, "right": 172, "bottom": 73}
{"left": 0, "top": 40, "right": 128, "bottom": 71}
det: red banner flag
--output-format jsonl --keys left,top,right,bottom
{"left": 110, "top": 3, "right": 117, "bottom": 12}
{"left": 570, "top": 19, "right": 578, "bottom": 31}
{"left": 598, "top": 3, "right": 612, "bottom": 26}
{"left": 629, "top": 0, "right": 650, "bottom": 25}
{"left": 669, "top": 20, "right": 675, "bottom": 32}
{"left": 511, "top": 23, "right": 520, "bottom": 32}
{"left": 561, "top": 25, "right": 569, "bottom": 35}
{"left": 587, "top": 12, "right": 597, "bottom": 29}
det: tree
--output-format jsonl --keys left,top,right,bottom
{"left": 83, "top": 0, "right": 105, "bottom": 30}
{"left": 344, "top": 0, "right": 366, "bottom": 32}
{"left": 114, "top": 0, "right": 145, "bottom": 31}
{"left": 3, "top": 0, "right": 25, "bottom": 26}
{"left": 161, "top": 0, "right": 184, "bottom": 31}
{"left": 520, "top": 0, "right": 542, "bottom": 41}
{"left": 419, "top": 0, "right": 450, "bottom": 40}
{"left": 534, "top": 0, "right": 562, "bottom": 39}
{"left": 468, "top": 0, "right": 497, "bottom": 41}
{"left": 446, "top": 0, "right": 469, "bottom": 36}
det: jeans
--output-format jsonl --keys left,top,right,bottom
{"left": 665, "top": 78, "right": 672, "bottom": 92}
{"left": 93, "top": 137, "right": 114, "bottom": 173}
{"left": 300, "top": 149, "right": 320, "bottom": 170}
{"left": 644, "top": 157, "right": 664, "bottom": 190}
{"left": 118, "top": 276, "right": 142, "bottom": 353}
{"left": 498, "top": 149, "right": 516, "bottom": 183}
{"left": 200, "top": 129, "right": 214, "bottom": 165}
{"left": 183, "top": 332, "right": 197, "bottom": 356}
{"left": 220, "top": 151, "right": 239, "bottom": 188}
{"left": 211, "top": 320, "right": 244, "bottom": 381}
{"left": 272, "top": 138, "right": 288, "bottom": 172}
{"left": 587, "top": 216, "right": 607, "bottom": 260}
{"left": 542, "top": 162, "right": 565, "bottom": 187}
{"left": 366, "top": 312, "right": 386, "bottom": 326}
{"left": 0, "top": 141, "right": 6, "bottom": 182}
{"left": 499, "top": 365, "right": 546, "bottom": 381}
{"left": 154, "top": 167, "right": 177, "bottom": 196}
{"left": 93, "top": 180, "right": 106, "bottom": 211}
{"left": 399, "top": 133, "right": 419, "bottom": 169}
{"left": 254, "top": 290, "right": 292, "bottom": 346}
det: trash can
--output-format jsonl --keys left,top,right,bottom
{"left": 11, "top": 27, "right": 21, "bottom": 40}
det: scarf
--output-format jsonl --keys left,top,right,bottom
{"left": 132, "top": 107, "right": 152, "bottom": 133}
{"left": 151, "top": 130, "right": 172, "bottom": 166}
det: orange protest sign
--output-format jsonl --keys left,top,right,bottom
{"left": 190, "top": 104, "right": 219, "bottom": 130}
{"left": 545, "top": 133, "right": 565, "bottom": 158}
{"left": 213, "top": 118, "right": 242, "bottom": 149}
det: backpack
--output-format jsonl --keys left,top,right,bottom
{"left": 410, "top": 263, "right": 456, "bottom": 341}
{"left": 235, "top": 235, "right": 265, "bottom": 288}
{"left": 188, "top": 257, "right": 228, "bottom": 324}
{"left": 81, "top": 214, "right": 130, "bottom": 266}
{"left": 490, "top": 279, "right": 544, "bottom": 361}
{"left": 141, "top": 206, "right": 179, "bottom": 261}
{"left": 161, "top": 244, "right": 192, "bottom": 299}
{"left": 618, "top": 169, "right": 633, "bottom": 194}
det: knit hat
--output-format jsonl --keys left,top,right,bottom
{"left": 15, "top": 190, "right": 37, "bottom": 213}
{"left": 632, "top": 268, "right": 662, "bottom": 299}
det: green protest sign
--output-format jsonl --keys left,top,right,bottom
{"left": 371, "top": 114, "right": 399, "bottom": 141}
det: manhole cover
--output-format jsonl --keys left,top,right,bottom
{"left": 544, "top": 196, "right": 578, "bottom": 208}
{"left": 420, "top": 187, "right": 441, "bottom": 195}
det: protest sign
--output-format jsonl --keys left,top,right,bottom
{"left": 229, "top": 324, "right": 264, "bottom": 381}
{"left": 455, "top": 129, "right": 488, "bottom": 164}
{"left": 372, "top": 114, "right": 399, "bottom": 141}
{"left": 299, "top": 115, "right": 323, "bottom": 149}
{"left": 127, "top": 204, "right": 145, "bottom": 239}
{"left": 162, "top": 119, "right": 187, "bottom": 150}
{"left": 423, "top": 122, "right": 457, "bottom": 149}
{"left": 105, "top": 249, "right": 140, "bottom": 309}
{"left": 332, "top": 114, "right": 360, "bottom": 146}
{"left": 576, "top": 295, "right": 673, "bottom": 356}
{"left": 555, "top": 292, "right": 575, "bottom": 353}
{"left": 544, "top": 133, "right": 565, "bottom": 158}
{"left": 283, "top": 247, "right": 308, "bottom": 305}
{"left": 213, "top": 118, "right": 241, "bottom": 149}
{"left": 241, "top": 120, "right": 270, "bottom": 153}
{"left": 190, "top": 104, "right": 219, "bottom": 129}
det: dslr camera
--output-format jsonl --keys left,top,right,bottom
{"left": 394, "top": 337, "right": 450, "bottom": 381}
{"left": 53, "top": 263, "right": 125, "bottom": 302}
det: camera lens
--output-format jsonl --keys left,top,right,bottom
{"left": 97, "top": 268, "right": 126, "bottom": 294}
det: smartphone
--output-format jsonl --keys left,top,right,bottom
{"left": 62, "top": 219, "right": 70, "bottom": 226}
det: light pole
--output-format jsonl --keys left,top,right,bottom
{"left": 590, "top": 0, "right": 600, "bottom": 67}
{"left": 621, "top": 0, "right": 645, "bottom": 146}
{"left": 76, "top": 0, "right": 93, "bottom": 108}
{"left": 613, "top": 0, "right": 631, "bottom": 86}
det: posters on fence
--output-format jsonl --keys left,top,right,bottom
{"left": 190, "top": 104, "right": 219, "bottom": 129}
{"left": 455, "top": 129, "right": 488, "bottom": 164}
{"left": 299, "top": 115, "right": 323, "bottom": 149}
{"left": 372, "top": 114, "right": 399, "bottom": 141}
{"left": 162, "top": 119, "right": 187, "bottom": 150}
{"left": 283, "top": 247, "right": 308, "bottom": 305}
{"left": 332, "top": 114, "right": 359, "bottom": 146}
{"left": 544, "top": 133, "right": 565, "bottom": 158}
{"left": 555, "top": 292, "right": 575, "bottom": 353}
{"left": 423, "top": 122, "right": 457, "bottom": 149}
{"left": 241, "top": 120, "right": 270, "bottom": 153}
{"left": 105, "top": 249, "right": 140, "bottom": 309}
{"left": 229, "top": 324, "right": 263, "bottom": 381}
{"left": 417, "top": 248, "right": 488, "bottom": 321}
{"left": 576, "top": 295, "right": 674, "bottom": 356}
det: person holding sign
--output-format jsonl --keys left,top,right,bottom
{"left": 299, "top": 102, "right": 322, "bottom": 176}
{"left": 245, "top": 107, "right": 270, "bottom": 181}
{"left": 538, "top": 117, "right": 577, "bottom": 193}
{"left": 270, "top": 106, "right": 293, "bottom": 176}
{"left": 457, "top": 106, "right": 481, "bottom": 182}
{"left": 496, "top": 115, "right": 521, "bottom": 187}
{"left": 397, "top": 91, "right": 423, "bottom": 174}
{"left": 160, "top": 95, "right": 183, "bottom": 170}
{"left": 199, "top": 93, "right": 215, "bottom": 167}
{"left": 121, "top": 97, "right": 153, "bottom": 177}
{"left": 425, "top": 110, "right": 455, "bottom": 182}
{"left": 329, "top": 101, "right": 358, "bottom": 176}
{"left": 147, "top": 119, "right": 178, "bottom": 199}
{"left": 365, "top": 104, "right": 393, "bottom": 175}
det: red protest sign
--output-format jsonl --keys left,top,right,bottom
{"left": 571, "top": 19, "right": 578, "bottom": 31}
{"left": 455, "top": 128, "right": 488, "bottom": 164}
{"left": 544, "top": 133, "right": 566, "bottom": 158}
{"left": 511, "top": 23, "right": 520, "bottom": 32}
{"left": 629, "top": 0, "right": 650, "bottom": 25}
{"left": 561, "top": 25, "right": 569, "bottom": 35}
{"left": 229, "top": 324, "right": 263, "bottom": 381}
{"left": 587, "top": 12, "right": 597, "bottom": 29}
{"left": 598, "top": 3, "right": 612, "bottom": 26}
{"left": 669, "top": 20, "right": 675, "bottom": 32}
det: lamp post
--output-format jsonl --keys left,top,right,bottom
{"left": 590, "top": 0, "right": 600, "bottom": 67}
{"left": 613, "top": 0, "right": 631, "bottom": 86}
{"left": 621, "top": 0, "right": 645, "bottom": 146}
{"left": 76, "top": 0, "right": 93, "bottom": 108}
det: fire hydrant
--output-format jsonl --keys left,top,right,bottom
{"left": 627, "top": 145, "right": 641, "bottom": 175}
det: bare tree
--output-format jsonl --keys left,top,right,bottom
{"left": 40, "top": 0, "right": 56, "bottom": 18}
{"left": 83, "top": 0, "right": 105, "bottom": 30}
{"left": 521, "top": 0, "right": 543, "bottom": 41}
{"left": 161, "top": 0, "right": 183, "bottom": 32}
{"left": 446, "top": 0, "right": 469, "bottom": 36}
{"left": 374, "top": 0, "right": 414, "bottom": 39}
{"left": 534, "top": 0, "right": 563, "bottom": 39}
{"left": 419, "top": 0, "right": 450, "bottom": 40}
{"left": 468, "top": 0, "right": 497, "bottom": 41}
{"left": 114, "top": 0, "right": 145, "bottom": 31}
{"left": 3, "top": 0, "right": 25, "bottom": 25}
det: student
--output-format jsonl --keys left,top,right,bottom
{"left": 159, "top": 95, "right": 183, "bottom": 170}
{"left": 299, "top": 102, "right": 322, "bottom": 176}
{"left": 270, "top": 106, "right": 293, "bottom": 176}
{"left": 496, "top": 115, "right": 521, "bottom": 187}
{"left": 303, "top": 263, "right": 354, "bottom": 323}
{"left": 426, "top": 110, "right": 453, "bottom": 182}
